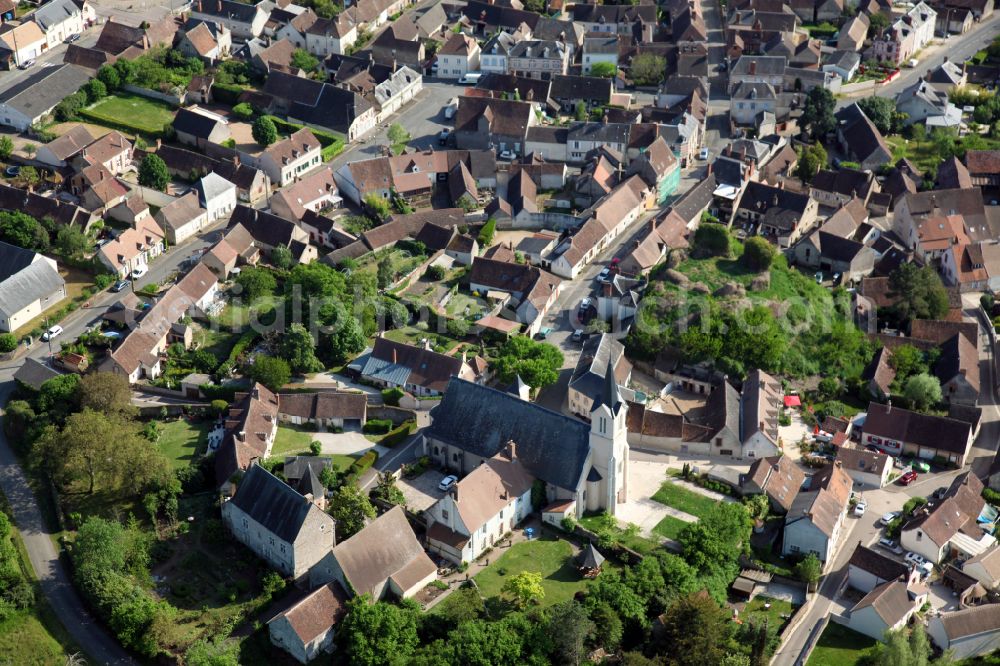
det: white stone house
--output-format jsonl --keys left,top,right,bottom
{"left": 845, "top": 581, "right": 920, "bottom": 642}
{"left": 782, "top": 463, "right": 852, "bottom": 567}
{"left": 221, "top": 464, "right": 336, "bottom": 581}
{"left": 929, "top": 605, "right": 1000, "bottom": 660}
{"left": 197, "top": 172, "right": 237, "bottom": 222}
{"left": 257, "top": 128, "right": 323, "bottom": 187}
{"left": 32, "top": 0, "right": 86, "bottom": 48}
{"left": 0, "top": 242, "right": 66, "bottom": 333}
{"left": 373, "top": 66, "right": 422, "bottom": 123}
{"left": 425, "top": 443, "right": 535, "bottom": 565}
{"left": 436, "top": 33, "right": 480, "bottom": 79}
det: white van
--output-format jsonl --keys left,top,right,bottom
{"left": 458, "top": 72, "right": 482, "bottom": 85}
{"left": 444, "top": 97, "right": 458, "bottom": 119}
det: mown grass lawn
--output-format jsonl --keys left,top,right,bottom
{"left": 651, "top": 482, "right": 719, "bottom": 519}
{"left": 651, "top": 514, "right": 691, "bottom": 540}
{"left": 577, "top": 514, "right": 661, "bottom": 555}
{"left": 807, "top": 622, "right": 876, "bottom": 666}
{"left": 82, "top": 94, "right": 176, "bottom": 135}
{"left": 270, "top": 424, "right": 316, "bottom": 457}
{"left": 473, "top": 535, "right": 590, "bottom": 609}
{"left": 742, "top": 596, "right": 799, "bottom": 634}
{"left": 156, "top": 419, "right": 212, "bottom": 469}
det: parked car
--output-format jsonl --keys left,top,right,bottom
{"left": 905, "top": 551, "right": 927, "bottom": 566}
{"left": 535, "top": 326, "right": 553, "bottom": 340}
{"left": 880, "top": 511, "right": 901, "bottom": 526}
{"left": 579, "top": 297, "right": 593, "bottom": 312}
{"left": 438, "top": 129, "right": 450, "bottom": 146}
{"left": 898, "top": 470, "right": 918, "bottom": 485}
{"left": 699, "top": 147, "right": 710, "bottom": 160}
{"left": 18, "top": 59, "right": 35, "bottom": 69}
{"left": 438, "top": 475, "right": 458, "bottom": 492}
{"left": 597, "top": 267, "right": 612, "bottom": 283}
{"left": 499, "top": 149, "right": 515, "bottom": 160}
{"left": 853, "top": 501, "right": 867, "bottom": 517}
{"left": 458, "top": 72, "right": 482, "bottom": 85}
{"left": 878, "top": 537, "right": 904, "bottom": 555}
{"left": 41, "top": 325, "right": 63, "bottom": 342}
{"left": 444, "top": 97, "right": 458, "bottom": 119}
{"left": 932, "top": 487, "right": 947, "bottom": 500}
{"left": 572, "top": 329, "right": 585, "bottom": 342}
{"left": 65, "top": 33, "right": 80, "bottom": 43}
{"left": 111, "top": 279, "right": 131, "bottom": 293}
{"left": 131, "top": 265, "right": 148, "bottom": 279}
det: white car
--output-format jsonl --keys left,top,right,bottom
{"left": 853, "top": 501, "right": 867, "bottom": 517}
{"left": 878, "top": 537, "right": 904, "bottom": 555}
{"left": 131, "top": 265, "right": 148, "bottom": 279}
{"left": 597, "top": 267, "right": 612, "bottom": 283}
{"left": 699, "top": 147, "right": 710, "bottom": 160}
{"left": 438, "top": 475, "right": 458, "bottom": 492}
{"left": 499, "top": 149, "right": 515, "bottom": 160}
{"left": 579, "top": 297, "right": 593, "bottom": 312}
{"left": 880, "top": 511, "right": 901, "bottom": 526}
{"left": 41, "top": 325, "right": 63, "bottom": 342}
{"left": 905, "top": 551, "right": 927, "bottom": 566}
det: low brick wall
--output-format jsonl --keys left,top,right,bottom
{"left": 368, "top": 405, "right": 418, "bottom": 425}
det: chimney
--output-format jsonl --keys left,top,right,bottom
{"left": 504, "top": 440, "right": 516, "bottom": 460}
{"left": 216, "top": 0, "right": 221, "bottom": 11}
{"left": 156, "top": 138, "right": 162, "bottom": 150}
{"left": 197, "top": 0, "right": 202, "bottom": 10}
{"left": 749, "top": 60, "right": 757, "bottom": 75}
{"left": 236, "top": 430, "right": 246, "bottom": 442}
{"left": 452, "top": 485, "right": 459, "bottom": 502}
{"left": 706, "top": 161, "right": 712, "bottom": 176}
{"left": 423, "top": 338, "right": 431, "bottom": 350}
{"left": 603, "top": 281, "right": 613, "bottom": 297}
{"left": 392, "top": 348, "right": 397, "bottom": 364}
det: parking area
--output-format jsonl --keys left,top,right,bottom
{"left": 398, "top": 469, "right": 448, "bottom": 512}
{"left": 927, "top": 581, "right": 963, "bottom": 612}
{"left": 312, "top": 430, "right": 377, "bottom": 456}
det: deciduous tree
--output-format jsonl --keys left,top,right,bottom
{"left": 247, "top": 355, "right": 291, "bottom": 391}
{"left": 280, "top": 323, "right": 324, "bottom": 373}
{"left": 251, "top": 116, "right": 278, "bottom": 147}
{"left": 741, "top": 237, "right": 775, "bottom": 271}
{"left": 903, "top": 373, "right": 942, "bottom": 411}
{"left": 77, "top": 372, "right": 135, "bottom": 416}
{"left": 654, "top": 592, "right": 731, "bottom": 666}
{"left": 502, "top": 571, "right": 545, "bottom": 608}
{"left": 800, "top": 87, "right": 836, "bottom": 140}
{"left": 888, "top": 263, "right": 949, "bottom": 324}
{"left": 338, "top": 597, "right": 419, "bottom": 666}
{"left": 330, "top": 484, "right": 376, "bottom": 539}
{"left": 630, "top": 54, "right": 666, "bottom": 86}
{"left": 234, "top": 266, "right": 277, "bottom": 300}
{"left": 492, "top": 336, "right": 564, "bottom": 390}
{"left": 138, "top": 154, "right": 169, "bottom": 191}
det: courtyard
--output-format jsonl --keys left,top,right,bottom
{"left": 81, "top": 94, "right": 177, "bottom": 135}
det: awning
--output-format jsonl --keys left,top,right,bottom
{"left": 783, "top": 395, "right": 802, "bottom": 407}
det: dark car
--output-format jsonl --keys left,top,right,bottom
{"left": 111, "top": 279, "right": 131, "bottom": 293}
{"left": 65, "top": 33, "right": 80, "bottom": 43}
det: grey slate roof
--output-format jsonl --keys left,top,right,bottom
{"left": 429, "top": 378, "right": 591, "bottom": 492}
{"left": 33, "top": 0, "right": 81, "bottom": 31}
{"left": 13, "top": 358, "right": 60, "bottom": 390}
{"left": 0, "top": 64, "right": 90, "bottom": 119}
{"left": 173, "top": 108, "right": 224, "bottom": 139}
{"left": 569, "top": 333, "right": 628, "bottom": 403}
{"left": 228, "top": 464, "right": 315, "bottom": 543}
{"left": 196, "top": 172, "right": 236, "bottom": 203}
{"left": 0, "top": 243, "right": 65, "bottom": 319}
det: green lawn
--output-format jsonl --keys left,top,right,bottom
{"left": 807, "top": 622, "right": 877, "bottom": 666}
{"left": 651, "top": 482, "right": 719, "bottom": 519}
{"left": 577, "top": 514, "right": 661, "bottom": 555}
{"left": 156, "top": 419, "right": 212, "bottom": 469}
{"left": 270, "top": 424, "right": 316, "bottom": 457}
{"left": 743, "top": 596, "right": 798, "bottom": 635}
{"left": 473, "top": 535, "right": 591, "bottom": 609}
{"left": 0, "top": 610, "right": 72, "bottom": 666}
{"left": 81, "top": 94, "right": 177, "bottom": 135}
{"left": 652, "top": 514, "right": 691, "bottom": 540}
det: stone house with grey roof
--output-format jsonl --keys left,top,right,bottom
{"left": 0, "top": 241, "right": 66, "bottom": 332}
{"left": 310, "top": 505, "right": 437, "bottom": 596}
{"left": 424, "top": 374, "right": 629, "bottom": 522}
{"left": 782, "top": 462, "right": 852, "bottom": 566}
{"left": 222, "top": 463, "right": 336, "bottom": 581}
{"left": 929, "top": 604, "right": 1000, "bottom": 660}
{"left": 846, "top": 580, "right": 922, "bottom": 642}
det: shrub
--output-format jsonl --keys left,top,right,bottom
{"left": 425, "top": 264, "right": 446, "bottom": 280}
{"left": 363, "top": 419, "right": 393, "bottom": 434}
{"left": 381, "top": 387, "right": 405, "bottom": 406}
{"left": 381, "top": 421, "right": 416, "bottom": 448}
{"left": 0, "top": 333, "right": 16, "bottom": 353}
{"left": 477, "top": 218, "right": 497, "bottom": 247}
{"left": 348, "top": 450, "right": 378, "bottom": 477}
{"left": 309, "top": 441, "right": 322, "bottom": 455}
{"left": 983, "top": 488, "right": 1000, "bottom": 505}
{"left": 232, "top": 102, "right": 254, "bottom": 120}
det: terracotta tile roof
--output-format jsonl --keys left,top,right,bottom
{"left": 787, "top": 463, "right": 852, "bottom": 537}
{"left": 965, "top": 150, "right": 1000, "bottom": 176}
{"left": 851, "top": 580, "right": 913, "bottom": 626}
{"left": 81, "top": 131, "right": 131, "bottom": 168}
{"left": 453, "top": 447, "right": 535, "bottom": 532}
{"left": 910, "top": 319, "right": 978, "bottom": 346}
{"left": 966, "top": 543, "right": 1000, "bottom": 582}
{"left": 277, "top": 391, "right": 367, "bottom": 421}
{"left": 183, "top": 21, "right": 218, "bottom": 56}
{"left": 836, "top": 447, "right": 891, "bottom": 478}
{"left": 43, "top": 125, "right": 94, "bottom": 161}
{"left": 270, "top": 167, "right": 337, "bottom": 220}
{"left": 934, "top": 332, "right": 980, "bottom": 396}
{"left": 270, "top": 582, "right": 348, "bottom": 644}
{"left": 863, "top": 347, "right": 895, "bottom": 394}
{"left": 264, "top": 128, "right": 321, "bottom": 166}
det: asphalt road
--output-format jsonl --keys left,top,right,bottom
{"left": 836, "top": 14, "right": 1000, "bottom": 110}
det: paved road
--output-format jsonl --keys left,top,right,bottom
{"left": 836, "top": 14, "right": 1000, "bottom": 110}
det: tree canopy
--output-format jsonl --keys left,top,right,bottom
{"left": 800, "top": 87, "right": 836, "bottom": 140}
{"left": 246, "top": 355, "right": 291, "bottom": 391}
{"left": 888, "top": 263, "right": 949, "bottom": 325}
{"left": 138, "top": 155, "right": 169, "bottom": 191}
{"left": 329, "top": 484, "right": 376, "bottom": 540}
{"left": 492, "top": 336, "right": 564, "bottom": 390}
{"left": 252, "top": 116, "right": 278, "bottom": 147}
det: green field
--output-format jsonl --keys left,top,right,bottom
{"left": 807, "top": 622, "right": 876, "bottom": 666}
{"left": 270, "top": 424, "right": 316, "bottom": 457}
{"left": 743, "top": 596, "right": 799, "bottom": 634}
{"left": 82, "top": 94, "right": 176, "bottom": 135}
{"left": 156, "top": 419, "right": 211, "bottom": 469}
{"left": 652, "top": 514, "right": 691, "bottom": 540}
{"left": 473, "top": 536, "right": 591, "bottom": 608}
{"left": 651, "top": 482, "right": 719, "bottom": 519}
